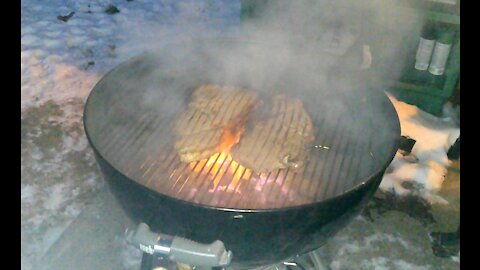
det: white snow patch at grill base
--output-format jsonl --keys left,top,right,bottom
{"left": 43, "top": 183, "right": 68, "bottom": 211}
{"left": 380, "top": 95, "right": 459, "bottom": 204}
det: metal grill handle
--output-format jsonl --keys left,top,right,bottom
{"left": 126, "top": 223, "right": 233, "bottom": 267}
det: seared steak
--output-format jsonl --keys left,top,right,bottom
{"left": 174, "top": 85, "right": 258, "bottom": 162}
{"left": 231, "top": 95, "right": 315, "bottom": 173}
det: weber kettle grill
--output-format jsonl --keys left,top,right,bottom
{"left": 83, "top": 36, "right": 401, "bottom": 269}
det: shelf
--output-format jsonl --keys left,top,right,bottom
{"left": 399, "top": 67, "right": 447, "bottom": 91}
{"left": 390, "top": 81, "right": 444, "bottom": 96}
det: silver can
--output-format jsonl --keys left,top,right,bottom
{"left": 428, "top": 41, "right": 452, "bottom": 76}
{"left": 414, "top": 37, "right": 435, "bottom": 71}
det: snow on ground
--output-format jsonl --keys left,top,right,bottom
{"left": 380, "top": 95, "right": 459, "bottom": 204}
{"left": 115, "top": 235, "right": 143, "bottom": 270}
{"left": 21, "top": 1, "right": 240, "bottom": 269}
{"left": 21, "top": 0, "right": 240, "bottom": 110}
{"left": 21, "top": 100, "right": 104, "bottom": 269}
{"left": 325, "top": 215, "right": 459, "bottom": 270}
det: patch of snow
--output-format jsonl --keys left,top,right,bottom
{"left": 38, "top": 225, "right": 69, "bottom": 256}
{"left": 22, "top": 2, "right": 241, "bottom": 269}
{"left": 331, "top": 257, "right": 391, "bottom": 270}
{"left": 22, "top": 35, "right": 40, "bottom": 46}
{"left": 451, "top": 251, "right": 460, "bottom": 263}
{"left": 43, "top": 38, "right": 64, "bottom": 49}
{"left": 115, "top": 236, "right": 143, "bottom": 270}
{"left": 64, "top": 203, "right": 82, "bottom": 217}
{"left": 21, "top": 184, "right": 37, "bottom": 203}
{"left": 22, "top": 25, "right": 35, "bottom": 35}
{"left": 393, "top": 259, "right": 431, "bottom": 270}
{"left": 337, "top": 240, "right": 362, "bottom": 256}
{"left": 361, "top": 232, "right": 419, "bottom": 254}
{"left": 62, "top": 134, "right": 88, "bottom": 152}
{"left": 360, "top": 257, "right": 390, "bottom": 270}
{"left": 380, "top": 95, "right": 459, "bottom": 204}
{"left": 30, "top": 145, "right": 44, "bottom": 160}
{"left": 43, "top": 183, "right": 68, "bottom": 210}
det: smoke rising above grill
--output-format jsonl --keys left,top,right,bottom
{"left": 86, "top": 0, "right": 414, "bottom": 201}
{"left": 111, "top": 0, "right": 422, "bottom": 133}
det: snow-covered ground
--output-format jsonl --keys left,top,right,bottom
{"left": 380, "top": 96, "right": 460, "bottom": 204}
{"left": 21, "top": 1, "right": 459, "bottom": 269}
{"left": 21, "top": 0, "right": 240, "bottom": 110}
{"left": 21, "top": 1, "right": 240, "bottom": 269}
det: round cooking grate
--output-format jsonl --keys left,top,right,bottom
{"left": 84, "top": 39, "right": 400, "bottom": 210}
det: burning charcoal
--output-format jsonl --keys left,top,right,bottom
{"left": 57, "top": 11, "right": 75, "bottom": 22}
{"left": 105, "top": 5, "right": 120, "bottom": 15}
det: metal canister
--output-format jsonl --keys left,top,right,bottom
{"left": 429, "top": 26, "right": 455, "bottom": 76}
{"left": 414, "top": 21, "right": 436, "bottom": 71}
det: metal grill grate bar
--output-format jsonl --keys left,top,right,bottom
{"left": 109, "top": 115, "right": 160, "bottom": 168}
{"left": 99, "top": 113, "right": 152, "bottom": 155}
{"left": 321, "top": 117, "right": 352, "bottom": 199}
{"left": 312, "top": 112, "right": 344, "bottom": 201}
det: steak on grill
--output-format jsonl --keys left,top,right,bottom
{"left": 231, "top": 94, "right": 315, "bottom": 173}
{"left": 174, "top": 85, "right": 258, "bottom": 162}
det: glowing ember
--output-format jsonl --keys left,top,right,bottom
{"left": 188, "top": 127, "right": 252, "bottom": 190}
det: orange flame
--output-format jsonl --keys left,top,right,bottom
{"left": 189, "top": 128, "right": 252, "bottom": 190}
